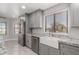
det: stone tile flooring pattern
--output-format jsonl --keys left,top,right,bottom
{"left": 4, "top": 40, "right": 37, "bottom": 55}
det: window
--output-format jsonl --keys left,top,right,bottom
{"left": 14, "top": 23, "right": 19, "bottom": 34}
{"left": 0, "top": 22, "right": 6, "bottom": 35}
{"left": 45, "top": 15, "right": 54, "bottom": 32}
{"left": 54, "top": 11, "right": 68, "bottom": 33}
{"left": 45, "top": 11, "right": 68, "bottom": 33}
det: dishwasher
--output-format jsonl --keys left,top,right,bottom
{"left": 31, "top": 36, "right": 39, "bottom": 54}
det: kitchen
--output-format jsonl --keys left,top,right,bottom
{"left": 0, "top": 3, "right": 79, "bottom": 55}
{"left": 18, "top": 3, "right": 79, "bottom": 55}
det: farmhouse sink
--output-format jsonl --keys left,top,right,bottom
{"left": 40, "top": 36, "right": 60, "bottom": 49}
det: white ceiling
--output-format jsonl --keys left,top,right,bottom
{"left": 0, "top": 3, "right": 58, "bottom": 18}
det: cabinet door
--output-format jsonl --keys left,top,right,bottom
{"left": 71, "top": 4, "right": 79, "bottom": 26}
{"left": 26, "top": 35, "right": 31, "bottom": 48}
{"left": 18, "top": 34, "right": 24, "bottom": 46}
{"left": 28, "top": 37, "right": 31, "bottom": 48}
{"left": 29, "top": 15, "right": 32, "bottom": 27}
{"left": 29, "top": 14, "right": 35, "bottom": 27}
{"left": 29, "top": 10, "right": 43, "bottom": 28}
{"left": 33, "top": 13, "right": 36, "bottom": 27}
{"left": 49, "top": 47, "right": 59, "bottom": 55}
{"left": 60, "top": 43, "right": 79, "bottom": 55}
{"left": 39, "top": 43, "right": 49, "bottom": 55}
{"left": 35, "top": 11, "right": 42, "bottom": 27}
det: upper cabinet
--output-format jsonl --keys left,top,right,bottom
{"left": 29, "top": 10, "right": 43, "bottom": 28}
{"left": 70, "top": 4, "right": 79, "bottom": 27}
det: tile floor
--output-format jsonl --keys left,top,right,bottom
{"left": 4, "top": 40, "right": 37, "bottom": 55}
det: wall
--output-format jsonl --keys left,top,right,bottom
{"left": 43, "top": 3, "right": 79, "bottom": 39}
{"left": 44, "top": 3, "right": 71, "bottom": 34}
{"left": 0, "top": 17, "right": 18, "bottom": 41}
{"left": 9, "top": 18, "right": 19, "bottom": 40}
{"left": 32, "top": 3, "right": 71, "bottom": 35}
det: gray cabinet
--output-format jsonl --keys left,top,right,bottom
{"left": 18, "top": 34, "right": 24, "bottom": 46}
{"left": 49, "top": 46, "right": 59, "bottom": 55}
{"left": 39, "top": 43, "right": 59, "bottom": 55}
{"left": 35, "top": 10, "right": 43, "bottom": 28}
{"left": 29, "top": 10, "right": 43, "bottom": 28}
{"left": 59, "top": 42, "right": 79, "bottom": 55}
{"left": 26, "top": 35, "right": 31, "bottom": 48}
{"left": 70, "top": 4, "right": 79, "bottom": 26}
{"left": 39, "top": 43, "right": 49, "bottom": 55}
{"left": 29, "top": 13, "right": 35, "bottom": 27}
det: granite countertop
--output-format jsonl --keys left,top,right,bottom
{"left": 58, "top": 38, "right": 79, "bottom": 47}
{"left": 31, "top": 33, "right": 49, "bottom": 37}
{"left": 31, "top": 34, "right": 42, "bottom": 37}
{"left": 31, "top": 33, "right": 79, "bottom": 47}
{"left": 54, "top": 35, "right": 79, "bottom": 47}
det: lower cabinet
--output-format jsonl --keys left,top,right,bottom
{"left": 18, "top": 34, "right": 25, "bottom": 46}
{"left": 39, "top": 43, "right": 49, "bottom": 55}
{"left": 39, "top": 43, "right": 59, "bottom": 55}
{"left": 49, "top": 46, "right": 59, "bottom": 55}
{"left": 39, "top": 42, "right": 79, "bottom": 55}
{"left": 26, "top": 35, "right": 31, "bottom": 48}
{"left": 59, "top": 42, "right": 79, "bottom": 55}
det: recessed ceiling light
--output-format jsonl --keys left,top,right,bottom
{"left": 22, "top": 5, "right": 26, "bottom": 9}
